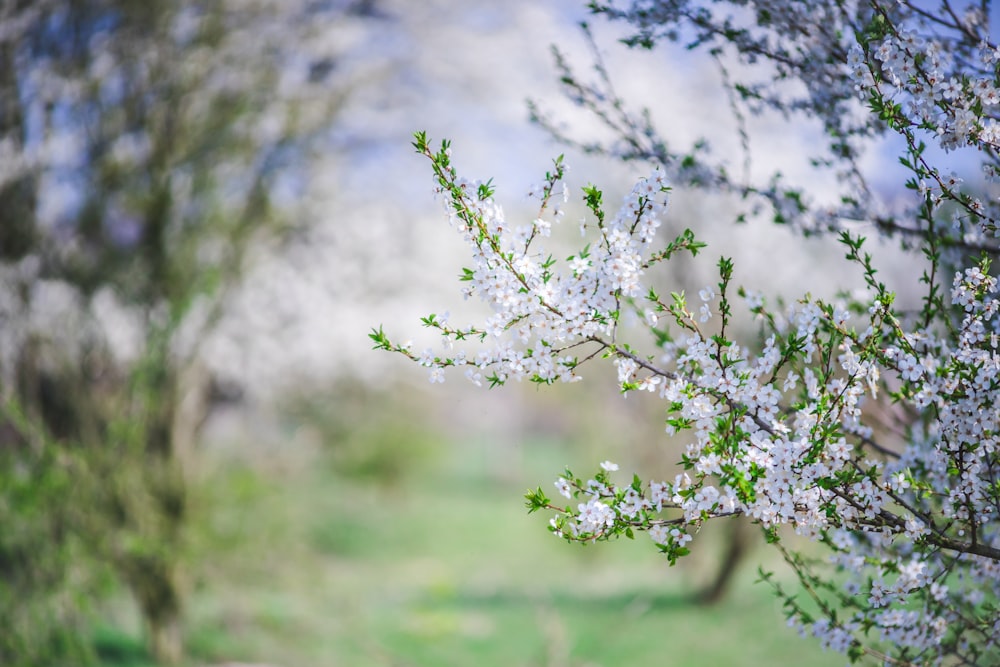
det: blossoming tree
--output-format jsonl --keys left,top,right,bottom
{"left": 374, "top": 1, "right": 1000, "bottom": 664}
{"left": 0, "top": 1, "right": 356, "bottom": 663}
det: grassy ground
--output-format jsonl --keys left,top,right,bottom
{"left": 93, "top": 392, "right": 847, "bottom": 667}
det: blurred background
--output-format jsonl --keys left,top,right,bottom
{"left": 0, "top": 1, "right": 907, "bottom": 666}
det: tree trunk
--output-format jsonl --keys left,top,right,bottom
{"left": 121, "top": 552, "right": 183, "bottom": 665}
{"left": 147, "top": 610, "right": 183, "bottom": 666}
{"left": 694, "top": 517, "right": 751, "bottom": 605}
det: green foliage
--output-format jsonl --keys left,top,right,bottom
{"left": 92, "top": 626, "right": 151, "bottom": 667}
{"left": 0, "top": 430, "right": 104, "bottom": 666}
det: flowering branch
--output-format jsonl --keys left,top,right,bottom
{"left": 375, "top": 2, "right": 1000, "bottom": 663}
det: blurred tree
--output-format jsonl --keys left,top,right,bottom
{"left": 0, "top": 0, "right": 361, "bottom": 662}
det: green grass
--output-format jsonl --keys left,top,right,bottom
{"left": 93, "top": 398, "right": 848, "bottom": 667}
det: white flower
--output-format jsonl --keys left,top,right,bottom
{"left": 649, "top": 524, "right": 670, "bottom": 544}
{"left": 600, "top": 460, "right": 619, "bottom": 472}
{"left": 669, "top": 528, "right": 692, "bottom": 545}
{"left": 577, "top": 499, "right": 615, "bottom": 533}
{"left": 699, "top": 303, "right": 712, "bottom": 322}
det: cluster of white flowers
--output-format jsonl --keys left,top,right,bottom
{"left": 387, "top": 137, "right": 682, "bottom": 390}
{"left": 856, "top": 28, "right": 1000, "bottom": 153}
{"left": 376, "top": 2, "right": 1000, "bottom": 664}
